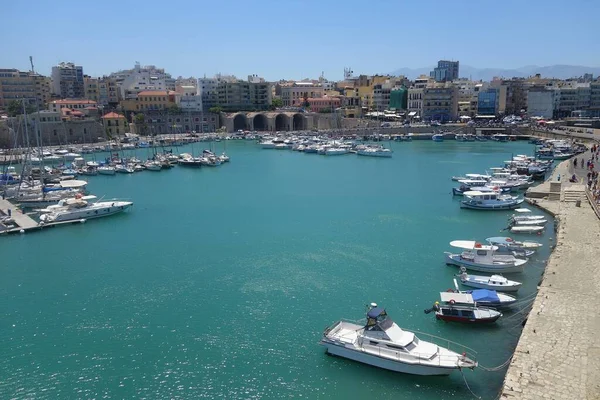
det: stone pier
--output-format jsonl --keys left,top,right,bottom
{"left": 501, "top": 160, "right": 600, "bottom": 399}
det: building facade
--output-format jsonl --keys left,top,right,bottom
{"left": 280, "top": 84, "right": 324, "bottom": 107}
{"left": 4, "top": 114, "right": 104, "bottom": 147}
{"left": 422, "top": 86, "right": 458, "bottom": 122}
{"left": 216, "top": 81, "right": 272, "bottom": 111}
{"left": 305, "top": 96, "right": 341, "bottom": 113}
{"left": 430, "top": 60, "right": 459, "bottom": 82}
{"left": 477, "top": 88, "right": 500, "bottom": 116}
{"left": 98, "top": 77, "right": 120, "bottom": 106}
{"left": 136, "top": 91, "right": 179, "bottom": 112}
{"left": 84, "top": 76, "right": 99, "bottom": 102}
{"left": 556, "top": 82, "right": 591, "bottom": 118}
{"left": 101, "top": 112, "right": 127, "bottom": 137}
{"left": 131, "top": 111, "right": 219, "bottom": 135}
{"left": 527, "top": 87, "right": 558, "bottom": 119}
{"left": 48, "top": 98, "right": 97, "bottom": 113}
{"left": 112, "top": 63, "right": 176, "bottom": 100}
{"left": 176, "top": 85, "right": 202, "bottom": 112}
{"left": 0, "top": 69, "right": 51, "bottom": 112}
{"left": 51, "top": 62, "right": 85, "bottom": 98}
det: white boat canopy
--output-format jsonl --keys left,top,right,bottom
{"left": 449, "top": 240, "right": 497, "bottom": 251}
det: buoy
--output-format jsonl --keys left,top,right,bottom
{"left": 19, "top": 229, "right": 25, "bottom": 234}
{"left": 80, "top": 219, "right": 86, "bottom": 224}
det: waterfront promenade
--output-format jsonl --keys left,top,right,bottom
{"left": 502, "top": 160, "right": 600, "bottom": 399}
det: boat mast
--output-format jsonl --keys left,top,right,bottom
{"left": 29, "top": 56, "right": 47, "bottom": 183}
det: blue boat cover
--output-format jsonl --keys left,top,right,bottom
{"left": 367, "top": 307, "right": 385, "bottom": 318}
{"left": 471, "top": 289, "right": 500, "bottom": 302}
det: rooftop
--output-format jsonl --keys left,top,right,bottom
{"left": 101, "top": 112, "right": 125, "bottom": 119}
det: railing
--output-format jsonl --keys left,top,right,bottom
{"left": 585, "top": 187, "right": 600, "bottom": 220}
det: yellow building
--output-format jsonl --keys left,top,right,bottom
{"left": 84, "top": 76, "right": 99, "bottom": 102}
{"left": 101, "top": 112, "right": 127, "bottom": 136}
{"left": 137, "top": 90, "right": 178, "bottom": 111}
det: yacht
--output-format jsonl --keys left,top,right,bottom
{"left": 38, "top": 195, "right": 133, "bottom": 224}
{"left": 444, "top": 240, "right": 528, "bottom": 273}
{"left": 461, "top": 191, "right": 524, "bottom": 210}
{"left": 144, "top": 160, "right": 163, "bottom": 170}
{"left": 321, "top": 304, "right": 477, "bottom": 376}
{"left": 324, "top": 147, "right": 349, "bottom": 156}
{"left": 357, "top": 147, "right": 393, "bottom": 158}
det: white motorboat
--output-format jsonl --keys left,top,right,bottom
{"left": 178, "top": 157, "right": 202, "bottom": 167}
{"left": 444, "top": 240, "right": 528, "bottom": 274}
{"left": 97, "top": 166, "right": 116, "bottom": 175}
{"left": 260, "top": 141, "right": 276, "bottom": 149}
{"left": 219, "top": 153, "right": 230, "bottom": 162}
{"left": 86, "top": 161, "right": 100, "bottom": 168}
{"left": 321, "top": 304, "right": 477, "bottom": 376}
{"left": 509, "top": 225, "right": 544, "bottom": 234}
{"left": 456, "top": 267, "right": 522, "bottom": 292}
{"left": 38, "top": 195, "right": 133, "bottom": 224}
{"left": 63, "top": 152, "right": 81, "bottom": 161}
{"left": 357, "top": 147, "right": 393, "bottom": 158}
{"left": 461, "top": 191, "right": 524, "bottom": 210}
{"left": 510, "top": 208, "right": 547, "bottom": 222}
{"left": 325, "top": 147, "right": 349, "bottom": 156}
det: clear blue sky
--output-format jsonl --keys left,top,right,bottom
{"left": 2, "top": 0, "right": 598, "bottom": 81}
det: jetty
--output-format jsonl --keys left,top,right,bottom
{"left": 502, "top": 158, "right": 600, "bottom": 400}
{"left": 0, "top": 198, "right": 87, "bottom": 235}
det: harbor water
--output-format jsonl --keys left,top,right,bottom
{"left": 0, "top": 140, "right": 554, "bottom": 399}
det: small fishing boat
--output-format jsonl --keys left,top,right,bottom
{"left": 321, "top": 303, "right": 478, "bottom": 375}
{"left": 425, "top": 302, "right": 502, "bottom": 324}
{"left": 486, "top": 237, "right": 543, "bottom": 253}
{"left": 461, "top": 191, "right": 524, "bottom": 210}
{"left": 432, "top": 133, "right": 444, "bottom": 142}
{"left": 510, "top": 218, "right": 547, "bottom": 226}
{"left": 509, "top": 225, "right": 544, "bottom": 234}
{"left": 441, "top": 280, "right": 517, "bottom": 309}
{"left": 456, "top": 267, "right": 522, "bottom": 292}
{"left": 444, "top": 240, "right": 528, "bottom": 274}
{"left": 510, "top": 208, "right": 547, "bottom": 222}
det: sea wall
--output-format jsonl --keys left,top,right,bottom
{"left": 501, "top": 163, "right": 600, "bottom": 399}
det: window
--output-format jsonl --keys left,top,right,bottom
{"left": 69, "top": 128, "right": 73, "bottom": 135}
{"left": 53, "top": 129, "right": 57, "bottom": 136}
{"left": 116, "top": 128, "right": 119, "bottom": 134}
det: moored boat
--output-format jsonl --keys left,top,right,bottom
{"left": 456, "top": 267, "right": 522, "bottom": 292}
{"left": 425, "top": 302, "right": 502, "bottom": 324}
{"left": 461, "top": 191, "right": 524, "bottom": 210}
{"left": 444, "top": 240, "right": 528, "bottom": 274}
{"left": 321, "top": 304, "right": 477, "bottom": 375}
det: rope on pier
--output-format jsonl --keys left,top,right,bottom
{"left": 460, "top": 368, "right": 482, "bottom": 399}
{"left": 478, "top": 355, "right": 514, "bottom": 372}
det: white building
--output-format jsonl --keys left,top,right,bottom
{"left": 198, "top": 74, "right": 237, "bottom": 111}
{"left": 527, "top": 87, "right": 558, "bottom": 119}
{"left": 51, "top": 62, "right": 85, "bottom": 98}
{"left": 111, "top": 63, "right": 175, "bottom": 100}
{"left": 407, "top": 76, "right": 430, "bottom": 119}
{"left": 176, "top": 85, "right": 202, "bottom": 112}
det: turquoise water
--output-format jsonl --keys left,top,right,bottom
{"left": 0, "top": 140, "right": 553, "bottom": 399}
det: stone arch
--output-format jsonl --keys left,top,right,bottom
{"left": 233, "top": 114, "right": 247, "bottom": 131}
{"left": 275, "top": 114, "right": 289, "bottom": 131}
{"left": 253, "top": 113, "right": 268, "bottom": 131}
{"left": 293, "top": 113, "right": 305, "bottom": 131}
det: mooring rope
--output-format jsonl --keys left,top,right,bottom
{"left": 460, "top": 368, "right": 481, "bottom": 399}
{"left": 478, "top": 355, "right": 514, "bottom": 372}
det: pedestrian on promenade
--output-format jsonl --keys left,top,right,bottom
{"left": 588, "top": 172, "right": 592, "bottom": 181}
{"left": 574, "top": 158, "right": 578, "bottom": 167}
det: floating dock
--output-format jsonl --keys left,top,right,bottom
{"left": 0, "top": 198, "right": 85, "bottom": 235}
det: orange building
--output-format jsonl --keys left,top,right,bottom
{"left": 137, "top": 90, "right": 178, "bottom": 111}
{"left": 101, "top": 112, "right": 127, "bottom": 136}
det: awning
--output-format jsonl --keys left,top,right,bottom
{"left": 408, "top": 111, "right": 417, "bottom": 116}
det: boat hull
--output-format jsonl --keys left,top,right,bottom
{"left": 435, "top": 313, "right": 500, "bottom": 324}
{"left": 460, "top": 200, "right": 523, "bottom": 210}
{"left": 321, "top": 342, "right": 455, "bottom": 376}
{"left": 445, "top": 253, "right": 525, "bottom": 274}
{"left": 460, "top": 279, "right": 521, "bottom": 293}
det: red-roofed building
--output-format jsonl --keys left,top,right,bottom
{"left": 300, "top": 96, "right": 341, "bottom": 113}
{"left": 101, "top": 112, "right": 127, "bottom": 136}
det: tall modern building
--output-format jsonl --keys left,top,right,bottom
{"left": 51, "top": 62, "right": 85, "bottom": 98}
{"left": 430, "top": 60, "right": 459, "bottom": 82}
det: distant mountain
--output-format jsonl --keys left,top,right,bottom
{"left": 391, "top": 65, "right": 600, "bottom": 81}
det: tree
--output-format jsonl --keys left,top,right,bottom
{"left": 302, "top": 94, "right": 311, "bottom": 109}
{"left": 133, "top": 113, "right": 147, "bottom": 135}
{"left": 167, "top": 104, "right": 181, "bottom": 114}
{"left": 6, "top": 100, "right": 35, "bottom": 117}
{"left": 270, "top": 98, "right": 283, "bottom": 110}
{"left": 209, "top": 106, "right": 223, "bottom": 114}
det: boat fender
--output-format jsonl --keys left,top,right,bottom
{"left": 449, "top": 300, "right": 456, "bottom": 305}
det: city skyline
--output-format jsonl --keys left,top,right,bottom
{"left": 2, "top": 0, "right": 599, "bottom": 81}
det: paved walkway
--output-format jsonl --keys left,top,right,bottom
{"left": 502, "top": 177, "right": 600, "bottom": 399}
{"left": 0, "top": 198, "right": 38, "bottom": 232}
